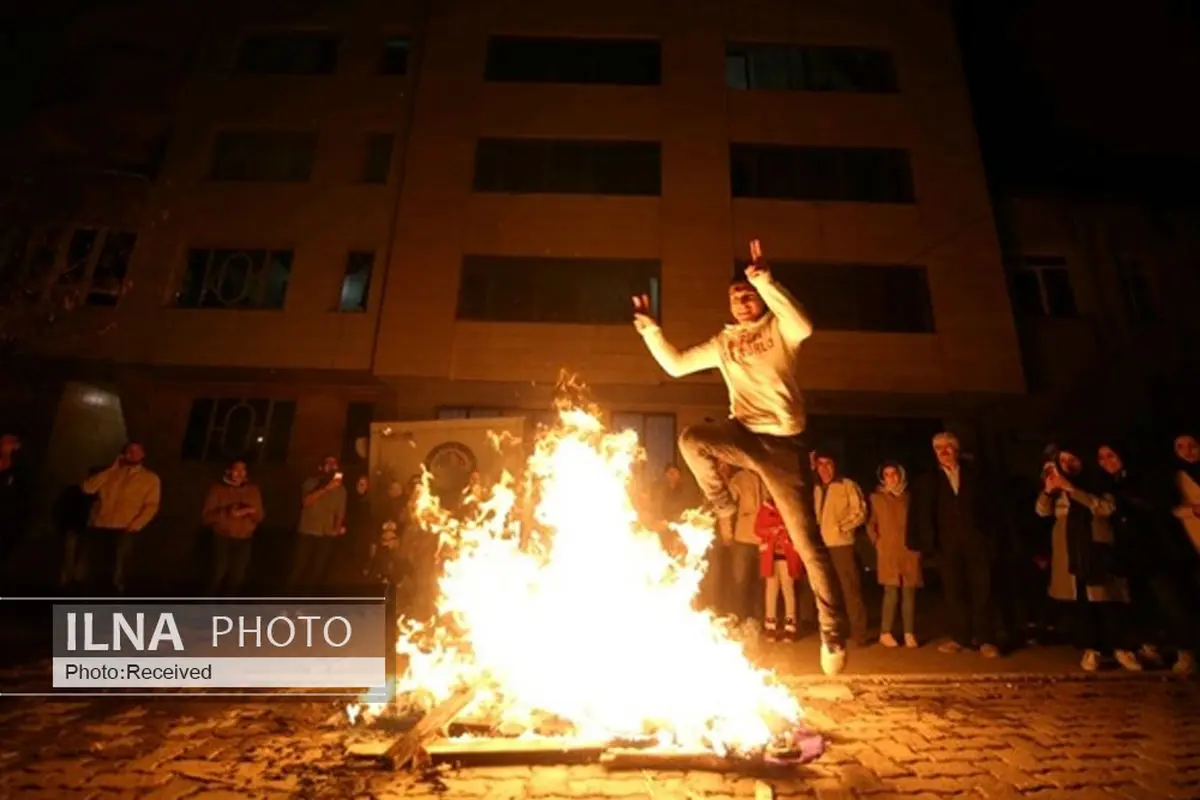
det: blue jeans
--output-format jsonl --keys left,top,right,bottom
{"left": 678, "top": 419, "right": 847, "bottom": 647}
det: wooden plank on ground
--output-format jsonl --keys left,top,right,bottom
{"left": 427, "top": 736, "right": 609, "bottom": 766}
{"left": 381, "top": 684, "right": 479, "bottom": 769}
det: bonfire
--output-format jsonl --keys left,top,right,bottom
{"left": 348, "top": 396, "right": 819, "bottom": 765}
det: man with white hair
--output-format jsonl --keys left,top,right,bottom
{"left": 908, "top": 431, "right": 1000, "bottom": 657}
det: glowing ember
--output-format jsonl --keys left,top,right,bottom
{"left": 350, "top": 402, "right": 802, "bottom": 755}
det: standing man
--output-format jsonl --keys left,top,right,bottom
{"left": 81, "top": 442, "right": 161, "bottom": 593}
{"left": 632, "top": 239, "right": 849, "bottom": 674}
{"left": 908, "top": 432, "right": 1000, "bottom": 658}
{"left": 811, "top": 453, "right": 869, "bottom": 645}
{"left": 726, "top": 465, "right": 766, "bottom": 623}
{"left": 202, "top": 460, "right": 264, "bottom": 596}
{"left": 289, "top": 455, "right": 347, "bottom": 590}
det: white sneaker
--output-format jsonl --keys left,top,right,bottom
{"left": 904, "top": 633, "right": 919, "bottom": 648}
{"left": 879, "top": 632, "right": 899, "bottom": 648}
{"left": 1173, "top": 650, "right": 1195, "bottom": 676}
{"left": 1081, "top": 649, "right": 1101, "bottom": 672}
{"left": 820, "top": 642, "right": 846, "bottom": 676}
{"left": 1139, "top": 644, "right": 1164, "bottom": 666}
{"left": 1115, "top": 650, "right": 1143, "bottom": 672}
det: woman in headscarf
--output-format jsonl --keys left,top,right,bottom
{"left": 1037, "top": 442, "right": 1140, "bottom": 672}
{"left": 1098, "top": 441, "right": 1195, "bottom": 675}
{"left": 868, "top": 461, "right": 922, "bottom": 648}
{"left": 1170, "top": 434, "right": 1200, "bottom": 558}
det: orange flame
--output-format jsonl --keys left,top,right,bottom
{"left": 351, "top": 403, "right": 801, "bottom": 753}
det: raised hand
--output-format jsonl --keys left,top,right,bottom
{"left": 631, "top": 294, "right": 657, "bottom": 332}
{"left": 745, "top": 238, "right": 769, "bottom": 282}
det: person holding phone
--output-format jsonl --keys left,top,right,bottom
{"left": 289, "top": 455, "right": 347, "bottom": 590}
{"left": 632, "top": 239, "right": 849, "bottom": 675}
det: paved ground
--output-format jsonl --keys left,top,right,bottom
{"left": 1, "top": 666, "right": 1197, "bottom": 799}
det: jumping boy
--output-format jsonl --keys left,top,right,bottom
{"left": 632, "top": 239, "right": 849, "bottom": 674}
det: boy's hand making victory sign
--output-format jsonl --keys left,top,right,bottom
{"left": 744, "top": 238, "right": 770, "bottom": 282}
{"left": 631, "top": 294, "right": 657, "bottom": 332}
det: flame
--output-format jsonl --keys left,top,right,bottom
{"left": 352, "top": 402, "right": 801, "bottom": 754}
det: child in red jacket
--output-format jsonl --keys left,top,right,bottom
{"left": 755, "top": 497, "right": 804, "bottom": 641}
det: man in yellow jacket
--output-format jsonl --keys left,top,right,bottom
{"left": 81, "top": 442, "right": 161, "bottom": 593}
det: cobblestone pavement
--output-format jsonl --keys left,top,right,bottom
{"left": 0, "top": 674, "right": 1197, "bottom": 799}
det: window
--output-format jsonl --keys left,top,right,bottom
{"left": 1114, "top": 255, "right": 1157, "bottom": 324}
{"left": 362, "top": 133, "right": 395, "bottom": 183}
{"left": 730, "top": 145, "right": 914, "bottom": 203}
{"left": 47, "top": 228, "right": 136, "bottom": 306}
{"left": 338, "top": 251, "right": 374, "bottom": 312}
{"left": 342, "top": 401, "right": 375, "bottom": 464}
{"left": 235, "top": 32, "right": 338, "bottom": 75}
{"left": 177, "top": 248, "right": 292, "bottom": 310}
{"left": 209, "top": 131, "right": 316, "bottom": 181}
{"left": 1010, "top": 256, "right": 1077, "bottom": 319}
{"left": 436, "top": 407, "right": 505, "bottom": 420}
{"left": 484, "top": 37, "right": 660, "bottom": 85}
{"left": 740, "top": 260, "right": 934, "bottom": 333}
{"left": 457, "top": 255, "right": 660, "bottom": 325}
{"left": 88, "top": 231, "right": 136, "bottom": 306}
{"left": 473, "top": 138, "right": 660, "bottom": 195}
{"left": 180, "top": 397, "right": 296, "bottom": 463}
{"left": 611, "top": 412, "right": 676, "bottom": 478}
{"left": 380, "top": 36, "right": 410, "bottom": 75}
{"left": 725, "top": 43, "right": 897, "bottom": 93}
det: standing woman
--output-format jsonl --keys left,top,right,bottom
{"left": 1098, "top": 442, "right": 1195, "bottom": 674}
{"left": 1170, "top": 434, "right": 1200, "bottom": 558}
{"left": 1037, "top": 444, "right": 1140, "bottom": 672}
{"left": 868, "top": 462, "right": 922, "bottom": 648}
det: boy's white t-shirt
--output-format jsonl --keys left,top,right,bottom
{"left": 639, "top": 274, "right": 810, "bottom": 437}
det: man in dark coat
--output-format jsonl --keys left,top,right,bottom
{"left": 907, "top": 431, "right": 1000, "bottom": 657}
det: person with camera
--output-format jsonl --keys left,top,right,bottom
{"left": 289, "top": 455, "right": 347, "bottom": 590}
{"left": 1037, "top": 443, "right": 1141, "bottom": 672}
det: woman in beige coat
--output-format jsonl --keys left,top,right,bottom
{"left": 1171, "top": 434, "right": 1200, "bottom": 557}
{"left": 868, "top": 462, "right": 922, "bottom": 648}
{"left": 1037, "top": 445, "right": 1140, "bottom": 672}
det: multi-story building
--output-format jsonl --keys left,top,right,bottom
{"left": 1, "top": 0, "right": 1025, "bottom": 562}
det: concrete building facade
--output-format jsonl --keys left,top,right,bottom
{"left": 1, "top": 0, "right": 1027, "bottom": 566}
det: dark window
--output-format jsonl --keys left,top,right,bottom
{"left": 209, "top": 131, "right": 316, "bottom": 182}
{"left": 342, "top": 401, "right": 375, "bottom": 464}
{"left": 457, "top": 255, "right": 660, "bottom": 325}
{"left": 180, "top": 397, "right": 297, "bottom": 463}
{"left": 380, "top": 36, "right": 410, "bottom": 75}
{"left": 235, "top": 32, "right": 338, "bottom": 75}
{"left": 60, "top": 229, "right": 98, "bottom": 285}
{"left": 484, "top": 36, "right": 660, "bottom": 85}
{"left": 738, "top": 260, "right": 934, "bottom": 333}
{"left": 88, "top": 231, "right": 136, "bottom": 306}
{"left": 474, "top": 138, "right": 660, "bottom": 195}
{"left": 177, "top": 248, "right": 292, "bottom": 310}
{"left": 436, "top": 407, "right": 505, "bottom": 420}
{"left": 730, "top": 144, "right": 914, "bottom": 203}
{"left": 1114, "top": 255, "right": 1157, "bottom": 324}
{"left": 338, "top": 251, "right": 374, "bottom": 312}
{"left": 611, "top": 412, "right": 677, "bottom": 477}
{"left": 725, "top": 43, "right": 897, "bottom": 93}
{"left": 1010, "top": 256, "right": 1077, "bottom": 318}
{"left": 362, "top": 133, "right": 394, "bottom": 183}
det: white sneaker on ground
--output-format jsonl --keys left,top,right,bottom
{"left": 904, "top": 633, "right": 919, "bottom": 648}
{"left": 1081, "top": 649, "right": 1102, "bottom": 672}
{"left": 1139, "top": 643, "right": 1164, "bottom": 666}
{"left": 938, "top": 640, "right": 963, "bottom": 654}
{"left": 820, "top": 642, "right": 846, "bottom": 676}
{"left": 1173, "top": 651, "right": 1196, "bottom": 676}
{"left": 879, "top": 632, "right": 899, "bottom": 648}
{"left": 1115, "top": 650, "right": 1143, "bottom": 672}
